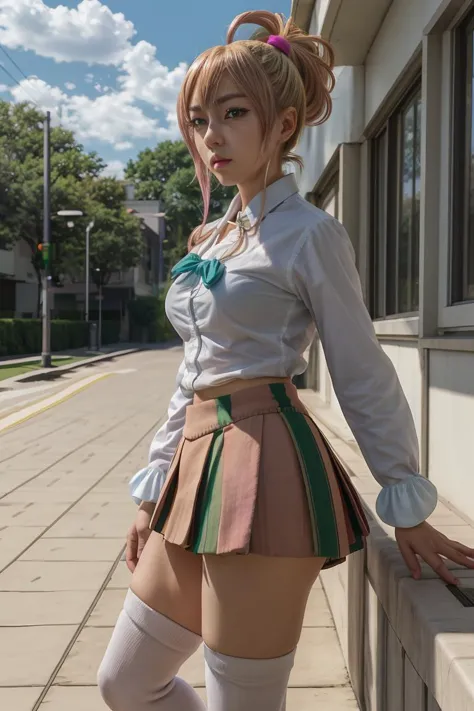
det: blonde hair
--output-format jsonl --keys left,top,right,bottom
{"left": 177, "top": 10, "right": 335, "bottom": 256}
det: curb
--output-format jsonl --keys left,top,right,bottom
{"left": 7, "top": 348, "right": 141, "bottom": 384}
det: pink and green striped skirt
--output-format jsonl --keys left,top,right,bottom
{"left": 149, "top": 380, "right": 370, "bottom": 568}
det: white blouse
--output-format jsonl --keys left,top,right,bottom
{"left": 130, "top": 173, "right": 437, "bottom": 528}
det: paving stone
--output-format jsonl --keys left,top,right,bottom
{"left": 0, "top": 625, "right": 76, "bottom": 685}
{"left": 55, "top": 627, "right": 118, "bottom": 685}
{"left": 290, "top": 627, "right": 349, "bottom": 687}
{"left": 0, "top": 502, "right": 68, "bottom": 527}
{"left": 0, "top": 526, "right": 45, "bottom": 570}
{"left": 44, "top": 503, "right": 133, "bottom": 538}
{"left": 288, "top": 687, "right": 359, "bottom": 708}
{"left": 40, "top": 686, "right": 109, "bottom": 710}
{"left": 303, "top": 587, "right": 333, "bottom": 627}
{"left": 0, "top": 561, "right": 111, "bottom": 591}
{"left": 107, "top": 560, "right": 131, "bottom": 589}
{"left": 0, "top": 590, "right": 97, "bottom": 626}
{"left": 21, "top": 538, "right": 123, "bottom": 562}
{"left": 0, "top": 687, "right": 42, "bottom": 711}
{"left": 87, "top": 589, "right": 126, "bottom": 626}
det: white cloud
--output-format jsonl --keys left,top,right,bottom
{"left": 10, "top": 76, "right": 67, "bottom": 115}
{"left": 119, "top": 41, "right": 187, "bottom": 112}
{"left": 1, "top": 3, "right": 186, "bottom": 147}
{"left": 102, "top": 160, "right": 125, "bottom": 179}
{"left": 0, "top": 83, "right": 8, "bottom": 92}
{"left": 9, "top": 77, "right": 167, "bottom": 145}
{"left": 115, "top": 141, "right": 133, "bottom": 151}
{"left": 0, "top": 0, "right": 135, "bottom": 65}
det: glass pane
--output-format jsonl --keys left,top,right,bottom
{"left": 373, "top": 130, "right": 387, "bottom": 318}
{"left": 412, "top": 97, "right": 421, "bottom": 310}
{"left": 468, "top": 32, "right": 474, "bottom": 300}
{"left": 398, "top": 103, "right": 415, "bottom": 313}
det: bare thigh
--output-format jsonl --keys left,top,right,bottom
{"left": 202, "top": 554, "right": 325, "bottom": 659}
{"left": 130, "top": 531, "right": 203, "bottom": 636}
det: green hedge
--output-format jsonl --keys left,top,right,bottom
{"left": 0, "top": 318, "right": 88, "bottom": 356}
{"left": 0, "top": 318, "right": 125, "bottom": 356}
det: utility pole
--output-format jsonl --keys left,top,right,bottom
{"left": 41, "top": 111, "right": 52, "bottom": 368}
{"left": 85, "top": 221, "right": 94, "bottom": 323}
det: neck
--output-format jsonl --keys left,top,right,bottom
{"left": 237, "top": 165, "right": 285, "bottom": 211}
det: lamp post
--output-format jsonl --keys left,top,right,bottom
{"left": 85, "top": 221, "right": 94, "bottom": 323}
{"left": 57, "top": 211, "right": 93, "bottom": 322}
{"left": 41, "top": 112, "right": 51, "bottom": 368}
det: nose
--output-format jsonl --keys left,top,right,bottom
{"left": 203, "top": 118, "right": 223, "bottom": 149}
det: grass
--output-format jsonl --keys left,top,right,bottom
{"left": 0, "top": 356, "right": 91, "bottom": 382}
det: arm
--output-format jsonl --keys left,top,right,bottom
{"left": 290, "top": 217, "right": 437, "bottom": 528}
{"left": 129, "top": 358, "right": 193, "bottom": 505}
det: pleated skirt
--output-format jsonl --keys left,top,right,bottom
{"left": 149, "top": 380, "right": 370, "bottom": 569}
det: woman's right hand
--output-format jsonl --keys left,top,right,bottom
{"left": 126, "top": 502, "right": 156, "bottom": 573}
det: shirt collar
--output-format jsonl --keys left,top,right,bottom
{"left": 240, "top": 172, "right": 299, "bottom": 227}
{"left": 209, "top": 172, "right": 299, "bottom": 244}
{"left": 219, "top": 173, "right": 298, "bottom": 230}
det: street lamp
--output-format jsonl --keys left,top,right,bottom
{"left": 57, "top": 211, "right": 93, "bottom": 323}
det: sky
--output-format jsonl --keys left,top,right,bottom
{"left": 0, "top": 0, "right": 291, "bottom": 178}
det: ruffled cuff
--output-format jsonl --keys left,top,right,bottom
{"left": 375, "top": 476, "right": 438, "bottom": 528}
{"left": 129, "top": 465, "right": 167, "bottom": 505}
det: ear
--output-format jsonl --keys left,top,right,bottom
{"left": 279, "top": 107, "right": 297, "bottom": 144}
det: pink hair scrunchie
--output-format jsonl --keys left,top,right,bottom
{"left": 266, "top": 35, "right": 291, "bottom": 57}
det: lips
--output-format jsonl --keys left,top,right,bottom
{"left": 211, "top": 156, "right": 232, "bottom": 168}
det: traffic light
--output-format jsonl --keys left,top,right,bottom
{"left": 37, "top": 243, "right": 51, "bottom": 269}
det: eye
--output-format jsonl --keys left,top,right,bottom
{"left": 225, "top": 108, "right": 249, "bottom": 120}
{"left": 189, "top": 117, "right": 207, "bottom": 128}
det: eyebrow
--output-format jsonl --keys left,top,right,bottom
{"left": 189, "top": 93, "right": 248, "bottom": 112}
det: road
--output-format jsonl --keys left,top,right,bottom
{"left": 0, "top": 347, "right": 358, "bottom": 710}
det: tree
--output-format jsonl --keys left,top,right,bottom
{"left": 126, "top": 140, "right": 235, "bottom": 276}
{"left": 78, "top": 183, "right": 144, "bottom": 288}
{"left": 0, "top": 102, "right": 143, "bottom": 316}
{"left": 0, "top": 102, "right": 105, "bottom": 315}
{"left": 125, "top": 141, "right": 191, "bottom": 200}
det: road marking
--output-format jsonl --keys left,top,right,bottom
{"left": 0, "top": 373, "right": 113, "bottom": 433}
{"left": 115, "top": 368, "right": 137, "bottom": 374}
{"left": 0, "top": 382, "right": 57, "bottom": 402}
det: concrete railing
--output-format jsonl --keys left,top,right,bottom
{"left": 300, "top": 389, "right": 474, "bottom": 711}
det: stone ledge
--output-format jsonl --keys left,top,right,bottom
{"left": 299, "top": 389, "right": 474, "bottom": 711}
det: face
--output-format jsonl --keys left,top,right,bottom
{"left": 188, "top": 75, "right": 295, "bottom": 188}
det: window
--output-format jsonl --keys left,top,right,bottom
{"left": 452, "top": 15, "right": 474, "bottom": 303}
{"left": 370, "top": 85, "right": 422, "bottom": 318}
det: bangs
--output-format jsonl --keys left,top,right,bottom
{"left": 179, "top": 42, "right": 276, "bottom": 130}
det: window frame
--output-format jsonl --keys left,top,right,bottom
{"left": 451, "top": 11, "right": 474, "bottom": 307}
{"left": 370, "top": 81, "right": 422, "bottom": 321}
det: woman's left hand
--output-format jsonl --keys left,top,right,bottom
{"left": 395, "top": 521, "right": 474, "bottom": 585}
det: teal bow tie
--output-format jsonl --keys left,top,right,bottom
{"left": 171, "top": 253, "right": 226, "bottom": 289}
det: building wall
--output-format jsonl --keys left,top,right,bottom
{"left": 364, "top": 0, "right": 443, "bottom": 123}
{"left": 298, "top": 0, "right": 474, "bottom": 524}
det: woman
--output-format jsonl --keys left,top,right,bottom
{"left": 98, "top": 10, "right": 474, "bottom": 711}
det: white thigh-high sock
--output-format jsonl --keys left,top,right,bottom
{"left": 97, "top": 589, "right": 206, "bottom": 711}
{"left": 204, "top": 643, "right": 296, "bottom": 711}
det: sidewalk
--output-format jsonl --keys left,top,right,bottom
{"left": 0, "top": 349, "right": 359, "bottom": 710}
{"left": 0, "top": 343, "right": 143, "bottom": 368}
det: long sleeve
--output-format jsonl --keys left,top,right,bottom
{"left": 129, "top": 358, "right": 193, "bottom": 505}
{"left": 290, "top": 217, "right": 437, "bottom": 528}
